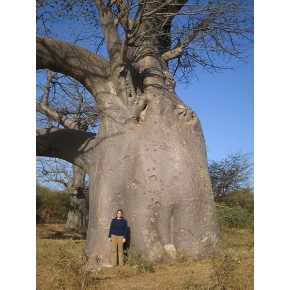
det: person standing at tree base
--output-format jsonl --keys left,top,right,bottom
{"left": 108, "top": 209, "right": 128, "bottom": 266}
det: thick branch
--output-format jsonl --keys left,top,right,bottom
{"left": 95, "top": 0, "right": 130, "bottom": 105}
{"left": 36, "top": 102, "right": 79, "bottom": 129}
{"left": 114, "top": 0, "right": 134, "bottom": 30}
{"left": 36, "top": 128, "right": 96, "bottom": 171}
{"left": 133, "top": 0, "right": 187, "bottom": 50}
{"left": 40, "top": 70, "right": 56, "bottom": 105}
{"left": 36, "top": 36, "right": 111, "bottom": 97}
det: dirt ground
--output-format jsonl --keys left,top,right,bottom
{"left": 37, "top": 224, "right": 253, "bottom": 290}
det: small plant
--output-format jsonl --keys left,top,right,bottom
{"left": 183, "top": 277, "right": 194, "bottom": 289}
{"left": 182, "top": 277, "right": 207, "bottom": 290}
{"left": 209, "top": 252, "right": 238, "bottom": 289}
{"left": 124, "top": 249, "right": 155, "bottom": 272}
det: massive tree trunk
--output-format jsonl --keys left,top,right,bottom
{"left": 83, "top": 88, "right": 220, "bottom": 268}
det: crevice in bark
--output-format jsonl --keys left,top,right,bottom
{"left": 137, "top": 102, "right": 148, "bottom": 124}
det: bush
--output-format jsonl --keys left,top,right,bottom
{"left": 36, "top": 185, "right": 70, "bottom": 223}
{"left": 219, "top": 188, "right": 254, "bottom": 212}
{"left": 216, "top": 204, "right": 253, "bottom": 229}
{"left": 215, "top": 189, "right": 254, "bottom": 229}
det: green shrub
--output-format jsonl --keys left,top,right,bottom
{"left": 124, "top": 249, "right": 155, "bottom": 272}
{"left": 36, "top": 185, "right": 70, "bottom": 223}
{"left": 216, "top": 204, "right": 253, "bottom": 228}
{"left": 215, "top": 189, "right": 254, "bottom": 229}
{"left": 219, "top": 189, "right": 254, "bottom": 212}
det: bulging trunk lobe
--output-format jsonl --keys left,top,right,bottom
{"left": 85, "top": 89, "right": 220, "bottom": 269}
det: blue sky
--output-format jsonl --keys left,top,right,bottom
{"left": 176, "top": 52, "right": 254, "bottom": 162}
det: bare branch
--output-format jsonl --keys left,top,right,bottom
{"left": 162, "top": 19, "right": 210, "bottom": 61}
{"left": 114, "top": 0, "right": 134, "bottom": 30}
{"left": 36, "top": 102, "right": 79, "bottom": 129}
{"left": 36, "top": 128, "right": 96, "bottom": 171}
{"left": 40, "top": 70, "right": 57, "bottom": 105}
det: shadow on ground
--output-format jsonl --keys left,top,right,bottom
{"left": 42, "top": 231, "right": 86, "bottom": 240}
{"left": 37, "top": 224, "right": 86, "bottom": 240}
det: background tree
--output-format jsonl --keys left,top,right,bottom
{"left": 36, "top": 184, "right": 70, "bottom": 224}
{"left": 36, "top": 0, "right": 253, "bottom": 270}
{"left": 208, "top": 152, "right": 253, "bottom": 198}
{"left": 37, "top": 70, "right": 98, "bottom": 229}
{"left": 37, "top": 157, "right": 90, "bottom": 228}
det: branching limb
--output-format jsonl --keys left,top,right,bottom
{"left": 95, "top": 0, "right": 127, "bottom": 100}
{"left": 36, "top": 128, "right": 96, "bottom": 171}
{"left": 114, "top": 0, "right": 134, "bottom": 30}
{"left": 36, "top": 36, "right": 111, "bottom": 98}
{"left": 37, "top": 72, "right": 82, "bottom": 129}
{"left": 36, "top": 102, "right": 79, "bottom": 129}
{"left": 162, "top": 19, "right": 210, "bottom": 61}
{"left": 40, "top": 70, "right": 57, "bottom": 105}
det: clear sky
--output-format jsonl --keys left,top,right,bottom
{"left": 176, "top": 51, "right": 254, "bottom": 162}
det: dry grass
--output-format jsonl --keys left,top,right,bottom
{"left": 37, "top": 224, "right": 253, "bottom": 290}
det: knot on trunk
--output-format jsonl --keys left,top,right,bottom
{"left": 174, "top": 104, "right": 195, "bottom": 122}
{"left": 127, "top": 99, "right": 148, "bottom": 125}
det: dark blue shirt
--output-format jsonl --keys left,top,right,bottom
{"left": 108, "top": 218, "right": 128, "bottom": 238}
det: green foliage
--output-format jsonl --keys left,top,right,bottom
{"left": 219, "top": 188, "right": 254, "bottom": 212}
{"left": 124, "top": 249, "right": 155, "bottom": 273}
{"left": 36, "top": 185, "right": 70, "bottom": 224}
{"left": 215, "top": 189, "right": 254, "bottom": 229}
{"left": 216, "top": 204, "right": 253, "bottom": 229}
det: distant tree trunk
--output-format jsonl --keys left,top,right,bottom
{"left": 66, "top": 166, "right": 88, "bottom": 229}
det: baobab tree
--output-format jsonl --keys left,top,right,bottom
{"left": 37, "top": 156, "right": 89, "bottom": 228}
{"left": 36, "top": 0, "right": 253, "bottom": 270}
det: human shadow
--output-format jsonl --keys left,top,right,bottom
{"left": 123, "top": 226, "right": 131, "bottom": 255}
